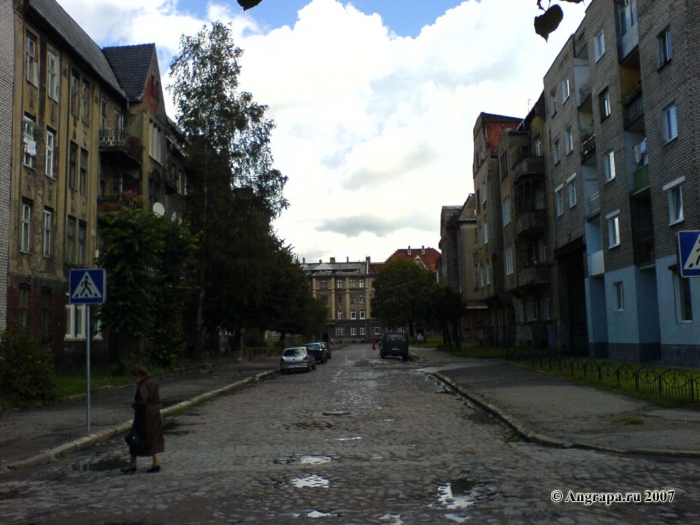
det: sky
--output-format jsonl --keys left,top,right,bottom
{"left": 57, "top": 0, "right": 586, "bottom": 264}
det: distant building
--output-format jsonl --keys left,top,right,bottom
{"left": 385, "top": 246, "right": 441, "bottom": 274}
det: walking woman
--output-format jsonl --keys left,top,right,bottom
{"left": 121, "top": 366, "right": 164, "bottom": 473}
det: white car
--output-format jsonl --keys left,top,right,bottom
{"left": 280, "top": 346, "right": 316, "bottom": 374}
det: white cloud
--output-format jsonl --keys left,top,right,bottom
{"left": 57, "top": 0, "right": 585, "bottom": 263}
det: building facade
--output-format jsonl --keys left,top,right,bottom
{"left": 0, "top": 0, "right": 13, "bottom": 331}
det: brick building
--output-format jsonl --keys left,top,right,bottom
{"left": 0, "top": 0, "right": 13, "bottom": 331}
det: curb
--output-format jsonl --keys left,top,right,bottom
{"left": 3, "top": 369, "right": 277, "bottom": 472}
{"left": 432, "top": 371, "right": 700, "bottom": 459}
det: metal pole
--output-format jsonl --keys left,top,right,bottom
{"left": 86, "top": 304, "right": 91, "bottom": 431}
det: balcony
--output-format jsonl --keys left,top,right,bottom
{"left": 618, "top": 24, "right": 639, "bottom": 63}
{"left": 633, "top": 165, "right": 649, "bottom": 193}
{"left": 514, "top": 210, "right": 547, "bottom": 236}
{"left": 634, "top": 236, "right": 655, "bottom": 267}
{"left": 512, "top": 156, "right": 545, "bottom": 184}
{"left": 586, "top": 192, "right": 600, "bottom": 218}
{"left": 580, "top": 133, "right": 596, "bottom": 164}
{"left": 588, "top": 250, "right": 605, "bottom": 277}
{"left": 99, "top": 129, "right": 142, "bottom": 167}
{"left": 578, "top": 79, "right": 591, "bottom": 106}
{"left": 624, "top": 92, "right": 644, "bottom": 131}
{"left": 516, "top": 264, "right": 550, "bottom": 290}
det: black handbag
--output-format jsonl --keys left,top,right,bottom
{"left": 125, "top": 429, "right": 147, "bottom": 455}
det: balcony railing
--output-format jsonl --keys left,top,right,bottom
{"left": 580, "top": 133, "right": 596, "bottom": 163}
{"left": 587, "top": 192, "right": 600, "bottom": 217}
{"left": 634, "top": 236, "right": 655, "bottom": 267}
{"left": 514, "top": 210, "right": 547, "bottom": 236}
{"left": 588, "top": 250, "right": 604, "bottom": 276}
{"left": 512, "top": 156, "right": 545, "bottom": 184}
{"left": 578, "top": 79, "right": 592, "bottom": 105}
{"left": 99, "top": 129, "right": 142, "bottom": 166}
{"left": 633, "top": 165, "right": 649, "bottom": 193}
{"left": 516, "top": 265, "right": 550, "bottom": 289}
{"left": 624, "top": 93, "right": 644, "bottom": 130}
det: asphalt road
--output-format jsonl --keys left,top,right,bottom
{"left": 1, "top": 345, "right": 699, "bottom": 524}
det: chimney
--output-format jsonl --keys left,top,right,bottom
{"left": 421, "top": 246, "right": 425, "bottom": 255}
{"left": 319, "top": 259, "right": 322, "bottom": 264}
{"left": 408, "top": 246, "right": 411, "bottom": 256}
{"left": 303, "top": 257, "right": 306, "bottom": 263}
{"left": 330, "top": 257, "right": 336, "bottom": 263}
{"left": 347, "top": 256, "right": 349, "bottom": 262}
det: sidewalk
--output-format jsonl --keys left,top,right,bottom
{"left": 0, "top": 356, "right": 278, "bottom": 472}
{"left": 433, "top": 359, "right": 700, "bottom": 457}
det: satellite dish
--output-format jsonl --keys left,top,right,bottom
{"left": 153, "top": 202, "right": 165, "bottom": 217}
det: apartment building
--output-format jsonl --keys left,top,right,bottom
{"left": 0, "top": 0, "right": 13, "bottom": 331}
{"left": 300, "top": 257, "right": 382, "bottom": 343}
{"left": 472, "top": 113, "right": 521, "bottom": 347}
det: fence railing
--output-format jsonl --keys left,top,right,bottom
{"left": 506, "top": 351, "right": 700, "bottom": 401}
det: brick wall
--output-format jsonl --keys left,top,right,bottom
{"left": 0, "top": 1, "right": 13, "bottom": 331}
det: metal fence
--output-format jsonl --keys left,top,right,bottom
{"left": 506, "top": 351, "right": 700, "bottom": 402}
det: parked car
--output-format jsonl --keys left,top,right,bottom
{"left": 280, "top": 346, "right": 316, "bottom": 374}
{"left": 304, "top": 342, "right": 328, "bottom": 364}
{"left": 320, "top": 341, "right": 331, "bottom": 360}
{"left": 380, "top": 332, "right": 409, "bottom": 361}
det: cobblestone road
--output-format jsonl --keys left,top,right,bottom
{"left": 1, "top": 345, "right": 699, "bottom": 524}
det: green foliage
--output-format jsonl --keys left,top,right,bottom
{"left": 97, "top": 199, "right": 195, "bottom": 367}
{"left": 0, "top": 326, "right": 56, "bottom": 407}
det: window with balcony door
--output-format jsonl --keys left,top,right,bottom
{"left": 603, "top": 150, "right": 616, "bottom": 182}
{"left": 663, "top": 177, "right": 684, "bottom": 225}
{"left": 663, "top": 104, "right": 678, "bottom": 143}
{"left": 657, "top": 27, "right": 672, "bottom": 68}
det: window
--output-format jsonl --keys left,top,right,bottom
{"left": 535, "top": 187, "right": 546, "bottom": 210}
{"left": 81, "top": 80, "right": 90, "bottom": 123}
{"left": 561, "top": 78, "right": 570, "bottom": 103}
{"left": 480, "top": 181, "right": 486, "bottom": 204}
{"left": 149, "top": 121, "right": 163, "bottom": 164}
{"left": 23, "top": 116, "right": 37, "bottom": 168}
{"left": 350, "top": 294, "right": 356, "bottom": 304}
{"left": 79, "top": 149, "right": 88, "bottom": 195}
{"left": 360, "top": 295, "right": 365, "bottom": 304}
{"left": 360, "top": 326, "right": 366, "bottom": 336}
{"left": 663, "top": 177, "right": 684, "bottom": 225}
{"left": 617, "top": 0, "right": 637, "bottom": 34}
{"left": 19, "top": 286, "right": 30, "bottom": 328}
{"left": 614, "top": 281, "right": 625, "bottom": 311}
{"left": 600, "top": 89, "right": 611, "bottom": 119}
{"left": 65, "top": 304, "right": 87, "bottom": 340}
{"left": 319, "top": 279, "right": 328, "bottom": 290}
{"left": 101, "top": 99, "right": 108, "bottom": 130}
{"left": 43, "top": 208, "right": 53, "bottom": 257}
{"left": 538, "top": 239, "right": 547, "bottom": 263}
{"left": 594, "top": 30, "right": 606, "bottom": 62}
{"left": 534, "top": 136, "right": 542, "bottom": 157}
{"left": 673, "top": 270, "right": 693, "bottom": 322}
{"left": 69, "top": 143, "right": 78, "bottom": 190}
{"left": 483, "top": 221, "right": 489, "bottom": 244}
{"left": 47, "top": 52, "right": 60, "bottom": 101}
{"left": 555, "top": 185, "right": 564, "bottom": 217}
{"left": 349, "top": 278, "right": 356, "bottom": 288}
{"left": 66, "top": 216, "right": 76, "bottom": 263}
{"left": 350, "top": 310, "right": 356, "bottom": 320}
{"left": 541, "top": 297, "right": 551, "bottom": 320}
{"left": 336, "top": 278, "right": 344, "bottom": 289}
{"left": 603, "top": 150, "right": 616, "bottom": 182}
{"left": 359, "top": 279, "right": 365, "bottom": 289}
{"left": 45, "top": 129, "right": 55, "bottom": 178}
{"left": 337, "top": 293, "right": 343, "bottom": 304}
{"left": 502, "top": 196, "right": 511, "bottom": 226}
{"left": 359, "top": 310, "right": 366, "bottom": 320}
{"left": 26, "top": 33, "right": 39, "bottom": 85}
{"left": 351, "top": 327, "right": 357, "bottom": 336}
{"left": 565, "top": 128, "right": 573, "bottom": 154}
{"left": 658, "top": 28, "right": 673, "bottom": 67}
{"left": 527, "top": 299, "right": 538, "bottom": 321}
{"left": 486, "top": 262, "right": 491, "bottom": 286}
{"left": 552, "top": 140, "right": 561, "bottom": 164}
{"left": 374, "top": 326, "right": 381, "bottom": 335}
{"left": 20, "top": 201, "right": 32, "bottom": 253}
{"left": 663, "top": 104, "right": 678, "bottom": 142}
{"left": 550, "top": 89, "right": 557, "bottom": 116}
{"left": 78, "top": 221, "right": 86, "bottom": 265}
{"left": 505, "top": 246, "right": 514, "bottom": 275}
{"left": 607, "top": 211, "right": 621, "bottom": 248}
{"left": 337, "top": 310, "right": 344, "bottom": 320}
{"left": 567, "top": 173, "right": 577, "bottom": 207}
{"left": 71, "top": 72, "right": 80, "bottom": 117}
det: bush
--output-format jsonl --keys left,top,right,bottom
{"left": 0, "top": 326, "right": 56, "bottom": 407}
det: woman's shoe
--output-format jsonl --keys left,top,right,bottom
{"left": 146, "top": 465, "right": 161, "bottom": 473}
{"left": 120, "top": 466, "right": 137, "bottom": 474}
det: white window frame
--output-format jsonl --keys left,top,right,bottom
{"left": 561, "top": 78, "right": 570, "bottom": 103}
{"left": 21, "top": 201, "right": 32, "bottom": 253}
{"left": 360, "top": 326, "right": 366, "bottom": 336}
{"left": 614, "top": 281, "right": 625, "bottom": 311}
{"left": 502, "top": 196, "right": 511, "bottom": 226}
{"left": 43, "top": 208, "right": 52, "bottom": 257}
{"left": 350, "top": 326, "right": 357, "bottom": 336}
{"left": 663, "top": 104, "right": 678, "bottom": 143}
{"left": 663, "top": 176, "right": 684, "bottom": 225}
{"left": 657, "top": 27, "right": 672, "bottom": 68}
{"left": 350, "top": 310, "right": 356, "bottom": 320}
{"left": 374, "top": 326, "right": 381, "bottom": 335}
{"left": 337, "top": 310, "right": 344, "bottom": 320}
{"left": 47, "top": 51, "right": 60, "bottom": 101}
{"left": 553, "top": 140, "right": 561, "bottom": 165}
{"left": 603, "top": 150, "right": 616, "bottom": 182}
{"left": 607, "top": 210, "right": 621, "bottom": 248}
{"left": 555, "top": 185, "right": 564, "bottom": 217}
{"left": 23, "top": 116, "right": 37, "bottom": 169}
{"left": 26, "top": 32, "right": 39, "bottom": 86}
{"left": 359, "top": 310, "right": 366, "bottom": 320}
{"left": 45, "top": 129, "right": 55, "bottom": 178}
{"left": 565, "top": 128, "right": 573, "bottom": 155}
{"left": 534, "top": 136, "right": 542, "bottom": 157}
{"left": 567, "top": 173, "right": 577, "bottom": 208}
{"left": 594, "top": 30, "right": 606, "bottom": 62}
{"left": 483, "top": 221, "right": 489, "bottom": 244}
{"left": 600, "top": 89, "right": 611, "bottom": 119}
{"left": 505, "top": 246, "right": 514, "bottom": 276}
{"left": 550, "top": 90, "right": 557, "bottom": 116}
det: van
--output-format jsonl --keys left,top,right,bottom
{"left": 380, "top": 332, "right": 409, "bottom": 361}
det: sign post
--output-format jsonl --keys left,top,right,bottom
{"left": 69, "top": 269, "right": 106, "bottom": 431}
{"left": 677, "top": 231, "right": 700, "bottom": 278}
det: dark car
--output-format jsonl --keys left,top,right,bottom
{"left": 380, "top": 332, "right": 409, "bottom": 361}
{"left": 320, "top": 341, "right": 331, "bottom": 360}
{"left": 280, "top": 346, "right": 316, "bottom": 374}
{"left": 304, "top": 342, "right": 328, "bottom": 364}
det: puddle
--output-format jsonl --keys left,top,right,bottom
{"left": 73, "top": 457, "right": 125, "bottom": 472}
{"left": 322, "top": 409, "right": 351, "bottom": 416}
{"left": 273, "top": 455, "right": 332, "bottom": 465}
{"left": 291, "top": 475, "right": 330, "bottom": 488}
{"left": 467, "top": 410, "right": 497, "bottom": 425}
{"left": 430, "top": 479, "right": 477, "bottom": 522}
{"left": 380, "top": 514, "right": 404, "bottom": 525}
{"left": 336, "top": 436, "right": 362, "bottom": 441}
{"left": 308, "top": 510, "right": 337, "bottom": 518}
{"left": 445, "top": 514, "right": 469, "bottom": 523}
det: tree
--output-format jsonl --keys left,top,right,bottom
{"left": 169, "top": 22, "right": 288, "bottom": 358}
{"left": 238, "top": 0, "right": 583, "bottom": 41}
{"left": 425, "top": 285, "right": 468, "bottom": 349}
{"left": 370, "top": 259, "right": 436, "bottom": 337}
{"left": 97, "top": 199, "right": 195, "bottom": 366}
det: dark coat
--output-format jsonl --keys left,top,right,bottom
{"left": 130, "top": 377, "right": 164, "bottom": 457}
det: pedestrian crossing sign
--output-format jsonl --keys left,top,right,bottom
{"left": 69, "top": 269, "right": 107, "bottom": 304}
{"left": 678, "top": 231, "right": 700, "bottom": 278}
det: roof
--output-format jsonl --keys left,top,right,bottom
{"left": 29, "top": 0, "right": 125, "bottom": 98}
{"left": 103, "top": 44, "right": 156, "bottom": 102}
{"left": 385, "top": 247, "right": 441, "bottom": 273}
